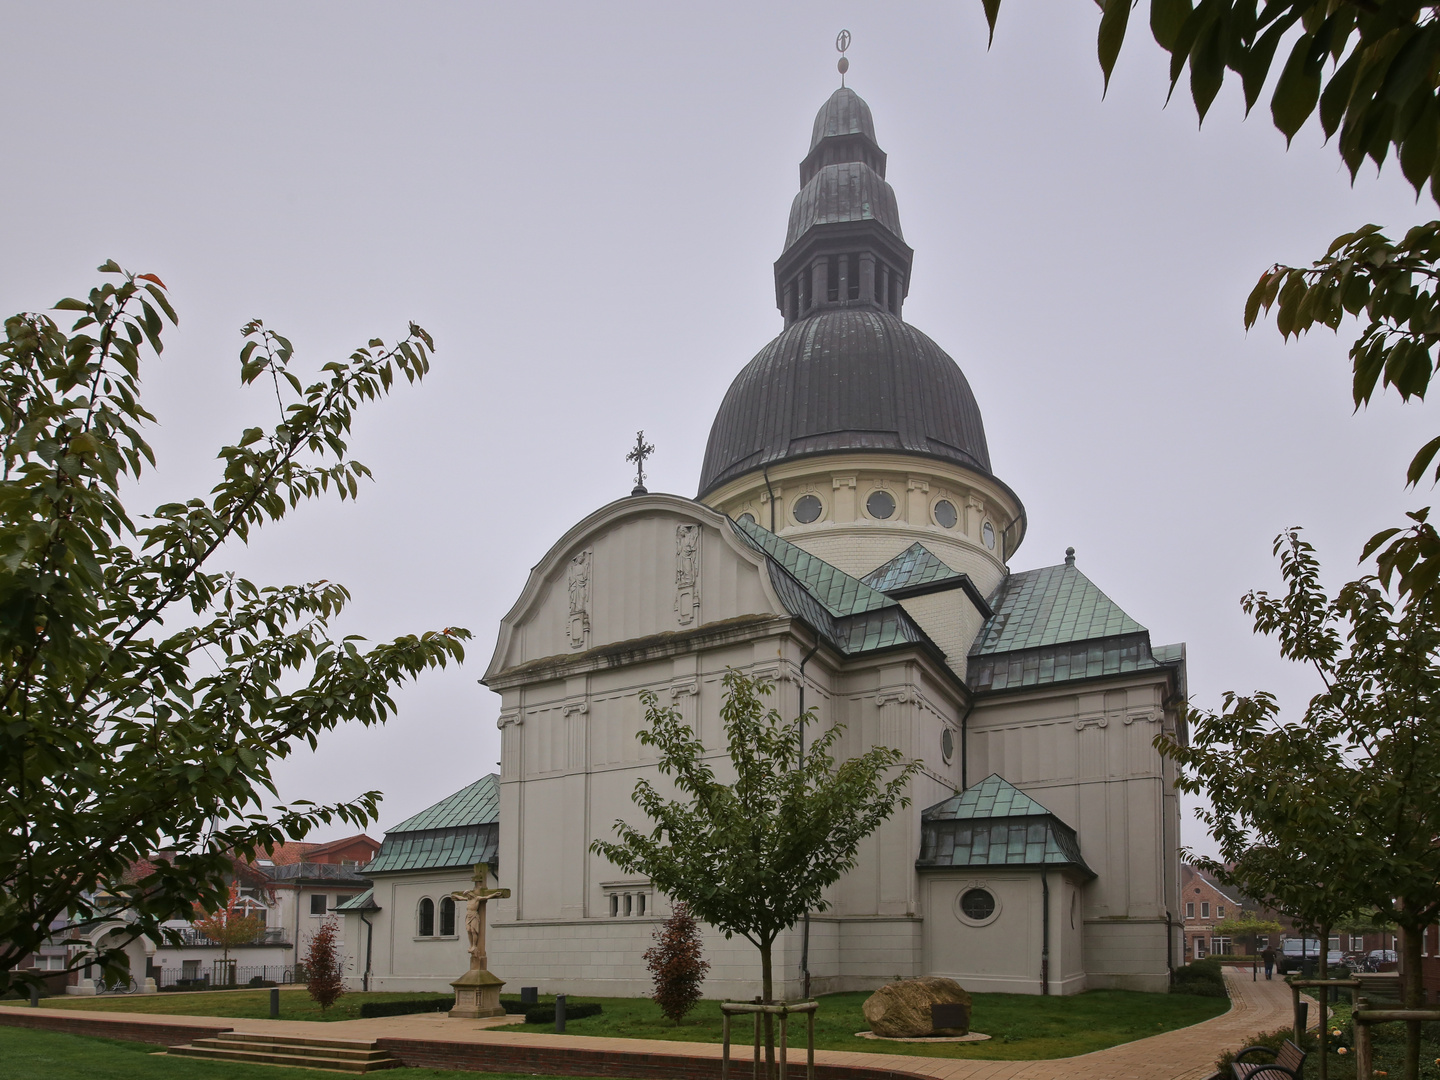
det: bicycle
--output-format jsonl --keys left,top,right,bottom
{"left": 93, "top": 975, "right": 138, "bottom": 994}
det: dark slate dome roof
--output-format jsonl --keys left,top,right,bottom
{"left": 810, "top": 88, "right": 875, "bottom": 148}
{"left": 697, "top": 309, "right": 992, "bottom": 496}
{"left": 785, "top": 162, "right": 903, "bottom": 249}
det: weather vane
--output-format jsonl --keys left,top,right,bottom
{"left": 626, "top": 430, "right": 655, "bottom": 496}
{"left": 836, "top": 29, "right": 850, "bottom": 87}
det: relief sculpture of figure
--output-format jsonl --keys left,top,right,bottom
{"left": 674, "top": 524, "right": 700, "bottom": 625}
{"left": 567, "top": 550, "right": 591, "bottom": 648}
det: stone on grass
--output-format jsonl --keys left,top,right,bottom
{"left": 862, "top": 977, "right": 972, "bottom": 1037}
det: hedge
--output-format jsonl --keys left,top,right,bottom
{"left": 1171, "top": 958, "right": 1228, "bottom": 998}
{"left": 358, "top": 996, "right": 455, "bottom": 1018}
{"left": 524, "top": 1002, "right": 603, "bottom": 1024}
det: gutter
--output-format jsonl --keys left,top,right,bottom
{"left": 359, "top": 910, "right": 374, "bottom": 992}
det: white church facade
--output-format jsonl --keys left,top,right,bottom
{"left": 346, "top": 84, "right": 1187, "bottom": 1000}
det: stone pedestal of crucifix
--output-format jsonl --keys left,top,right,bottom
{"left": 448, "top": 862, "right": 511, "bottom": 1019}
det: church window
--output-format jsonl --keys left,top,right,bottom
{"left": 793, "top": 494, "right": 823, "bottom": 524}
{"left": 982, "top": 522, "right": 996, "bottom": 550}
{"left": 959, "top": 888, "right": 996, "bottom": 922}
{"left": 826, "top": 256, "right": 840, "bottom": 302}
{"left": 737, "top": 512, "right": 756, "bottom": 527}
{"left": 418, "top": 898, "right": 435, "bottom": 937}
{"left": 440, "top": 897, "right": 456, "bottom": 937}
{"left": 609, "top": 895, "right": 619, "bottom": 918}
{"left": 847, "top": 255, "right": 860, "bottom": 301}
{"left": 932, "top": 499, "right": 958, "bottom": 529}
{"left": 866, "top": 490, "right": 895, "bottom": 520}
{"left": 624, "top": 894, "right": 633, "bottom": 917}
{"left": 637, "top": 893, "right": 646, "bottom": 916}
{"left": 941, "top": 727, "right": 954, "bottom": 763}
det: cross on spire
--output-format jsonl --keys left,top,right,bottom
{"left": 626, "top": 430, "right": 655, "bottom": 496}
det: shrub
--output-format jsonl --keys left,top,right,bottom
{"left": 358, "top": 996, "right": 455, "bottom": 1018}
{"left": 1215, "top": 1027, "right": 1315, "bottom": 1073}
{"left": 524, "top": 1002, "right": 602, "bottom": 1024}
{"left": 1172, "top": 958, "right": 1228, "bottom": 997}
{"left": 304, "top": 919, "right": 345, "bottom": 1011}
{"left": 643, "top": 902, "right": 711, "bottom": 1024}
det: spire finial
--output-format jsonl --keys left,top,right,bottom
{"left": 1065, "top": 547, "right": 1076, "bottom": 566}
{"left": 626, "top": 430, "right": 655, "bottom": 496}
{"left": 836, "top": 29, "right": 850, "bottom": 88}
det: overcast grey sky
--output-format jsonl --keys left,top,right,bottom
{"left": 3, "top": 2, "right": 1433, "bottom": 857}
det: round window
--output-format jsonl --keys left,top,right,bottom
{"left": 793, "top": 494, "right": 823, "bottom": 524}
{"left": 982, "top": 521, "right": 996, "bottom": 550}
{"left": 737, "top": 513, "right": 756, "bottom": 527}
{"left": 960, "top": 888, "right": 996, "bottom": 921}
{"left": 866, "top": 490, "right": 896, "bottom": 519}
{"left": 933, "top": 499, "right": 958, "bottom": 529}
{"left": 941, "top": 727, "right": 954, "bottom": 763}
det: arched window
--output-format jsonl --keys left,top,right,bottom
{"left": 439, "top": 897, "right": 456, "bottom": 937}
{"left": 418, "top": 897, "right": 435, "bottom": 937}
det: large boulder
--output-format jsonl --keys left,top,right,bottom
{"left": 862, "top": 977, "right": 972, "bottom": 1038}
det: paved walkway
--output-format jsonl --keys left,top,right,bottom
{"left": 2, "top": 968, "right": 1305, "bottom": 1080}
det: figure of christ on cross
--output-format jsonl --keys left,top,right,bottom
{"left": 451, "top": 862, "right": 510, "bottom": 972}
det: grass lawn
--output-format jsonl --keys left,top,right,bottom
{"left": 0, "top": 1025, "right": 632, "bottom": 1080}
{"left": 5, "top": 986, "right": 1231, "bottom": 1060}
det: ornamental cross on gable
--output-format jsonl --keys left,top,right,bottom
{"left": 626, "top": 430, "right": 655, "bottom": 496}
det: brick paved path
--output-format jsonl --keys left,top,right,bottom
{"left": 1, "top": 968, "right": 1302, "bottom": 1080}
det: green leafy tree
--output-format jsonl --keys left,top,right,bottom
{"left": 980, "top": 2, "right": 1440, "bottom": 596}
{"left": 0, "top": 263, "right": 469, "bottom": 994}
{"left": 1160, "top": 529, "right": 1440, "bottom": 1080}
{"left": 1212, "top": 913, "right": 1284, "bottom": 974}
{"left": 592, "top": 669, "right": 920, "bottom": 1077}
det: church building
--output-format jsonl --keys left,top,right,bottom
{"left": 473, "top": 82, "right": 1187, "bottom": 1000}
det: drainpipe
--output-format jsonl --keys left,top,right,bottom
{"left": 959, "top": 700, "right": 973, "bottom": 791}
{"left": 763, "top": 466, "right": 776, "bottom": 532}
{"left": 359, "top": 910, "right": 374, "bottom": 992}
{"left": 1165, "top": 910, "right": 1174, "bottom": 981}
{"left": 1041, "top": 870, "right": 1050, "bottom": 995}
{"left": 797, "top": 637, "right": 820, "bottom": 1001}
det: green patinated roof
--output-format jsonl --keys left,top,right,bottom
{"left": 918, "top": 775, "right": 1093, "bottom": 875}
{"left": 386, "top": 774, "right": 499, "bottom": 834}
{"left": 922, "top": 773, "right": 1051, "bottom": 820}
{"left": 362, "top": 775, "right": 501, "bottom": 876}
{"left": 972, "top": 560, "right": 1144, "bottom": 656}
{"left": 860, "top": 543, "right": 960, "bottom": 593}
{"left": 732, "top": 517, "right": 892, "bottom": 617}
{"left": 333, "top": 888, "right": 378, "bottom": 913}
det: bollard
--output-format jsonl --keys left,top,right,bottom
{"left": 270, "top": 987, "right": 280, "bottom": 1018}
{"left": 521, "top": 986, "right": 538, "bottom": 1005}
{"left": 555, "top": 993, "right": 566, "bottom": 1034}
{"left": 1296, "top": 1001, "right": 1309, "bottom": 1042}
{"left": 29, "top": 985, "right": 39, "bottom": 1008}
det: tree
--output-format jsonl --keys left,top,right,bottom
{"left": 980, "top": 2, "right": 1440, "bottom": 596}
{"left": 591, "top": 670, "right": 920, "bottom": 1077}
{"left": 643, "top": 902, "right": 711, "bottom": 1025}
{"left": 0, "top": 263, "right": 470, "bottom": 994}
{"left": 193, "top": 882, "right": 267, "bottom": 983}
{"left": 1212, "top": 913, "right": 1284, "bottom": 979}
{"left": 1159, "top": 529, "right": 1440, "bottom": 1080}
{"left": 304, "top": 918, "right": 345, "bottom": 1010}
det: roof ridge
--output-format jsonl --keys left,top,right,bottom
{"left": 860, "top": 541, "right": 960, "bottom": 593}
{"left": 973, "top": 559, "right": 1145, "bottom": 656}
{"left": 730, "top": 517, "right": 894, "bottom": 618}
{"left": 386, "top": 773, "right": 500, "bottom": 835}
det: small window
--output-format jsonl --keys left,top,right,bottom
{"left": 624, "top": 894, "right": 633, "bottom": 917}
{"left": 440, "top": 897, "right": 456, "bottom": 937}
{"left": 982, "top": 522, "right": 996, "bottom": 550}
{"left": 310, "top": 894, "right": 327, "bottom": 916}
{"left": 610, "top": 894, "right": 619, "bottom": 918}
{"left": 793, "top": 494, "right": 822, "bottom": 524}
{"left": 637, "top": 893, "right": 646, "bottom": 917}
{"left": 941, "top": 728, "right": 954, "bottom": 763}
{"left": 737, "top": 512, "right": 756, "bottom": 527}
{"left": 866, "top": 490, "right": 895, "bottom": 520}
{"left": 1201, "top": 902, "right": 1210, "bottom": 919}
{"left": 418, "top": 897, "right": 435, "bottom": 937}
{"left": 932, "top": 499, "right": 958, "bottom": 529}
{"left": 1217, "top": 905, "right": 1225, "bottom": 918}
{"left": 847, "top": 255, "right": 860, "bottom": 301}
{"left": 826, "top": 255, "right": 840, "bottom": 302}
{"left": 1186, "top": 902, "right": 1194, "bottom": 919}
{"left": 960, "top": 888, "right": 995, "bottom": 921}
{"left": 800, "top": 270, "right": 811, "bottom": 312}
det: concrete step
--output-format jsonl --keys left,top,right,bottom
{"left": 169, "top": 1033, "right": 400, "bottom": 1073}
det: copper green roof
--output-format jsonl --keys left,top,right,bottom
{"left": 387, "top": 774, "right": 499, "bottom": 834}
{"left": 733, "top": 517, "right": 890, "bottom": 616}
{"left": 362, "top": 775, "right": 500, "bottom": 876}
{"left": 972, "top": 559, "right": 1143, "bottom": 656}
{"left": 918, "top": 774, "right": 1093, "bottom": 876}
{"left": 333, "top": 889, "right": 377, "bottom": 913}
{"left": 861, "top": 543, "right": 960, "bottom": 593}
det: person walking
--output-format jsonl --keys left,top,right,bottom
{"left": 1261, "top": 947, "right": 1277, "bottom": 980}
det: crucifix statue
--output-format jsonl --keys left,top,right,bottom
{"left": 626, "top": 430, "right": 655, "bottom": 496}
{"left": 447, "top": 862, "right": 511, "bottom": 1019}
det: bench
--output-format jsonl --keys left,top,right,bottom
{"left": 1233, "top": 1039, "right": 1307, "bottom": 1080}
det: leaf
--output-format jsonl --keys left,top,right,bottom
{"left": 1406, "top": 435, "right": 1440, "bottom": 487}
{"left": 1242, "top": 20, "right": 1289, "bottom": 117}
{"left": 1399, "top": 98, "right": 1439, "bottom": 194}
{"left": 1271, "top": 33, "right": 1323, "bottom": 144}
{"left": 981, "top": 0, "right": 1002, "bottom": 46}
{"left": 135, "top": 273, "right": 168, "bottom": 290}
{"left": 1189, "top": 16, "right": 1226, "bottom": 122}
{"left": 1098, "top": 0, "right": 1133, "bottom": 95}
{"left": 1319, "top": 49, "right": 1360, "bottom": 138}
{"left": 1151, "top": 0, "right": 1192, "bottom": 50}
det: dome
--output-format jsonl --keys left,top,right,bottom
{"left": 697, "top": 309, "right": 992, "bottom": 497}
{"left": 810, "top": 88, "right": 875, "bottom": 149}
{"left": 785, "top": 162, "right": 903, "bottom": 249}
